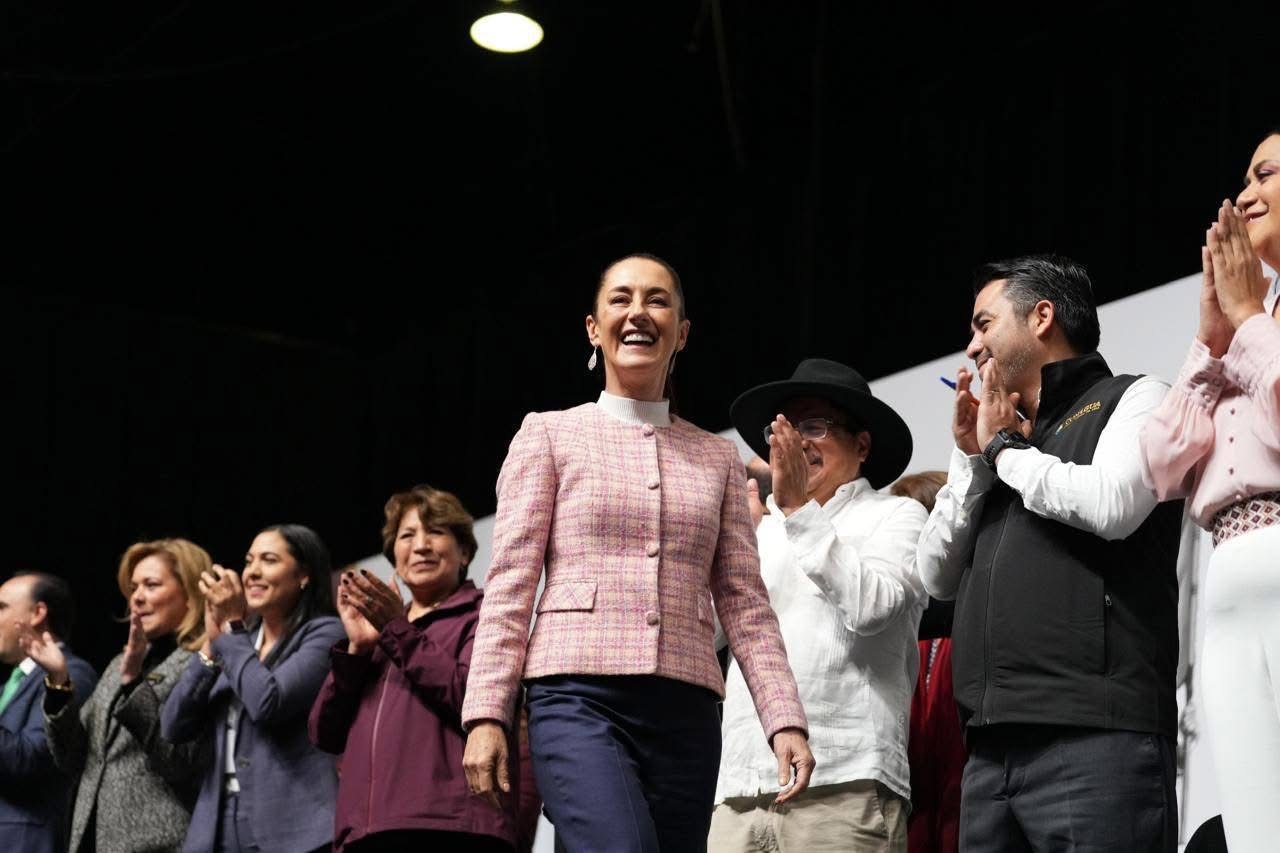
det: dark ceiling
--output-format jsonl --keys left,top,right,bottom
{"left": 4, "top": 0, "right": 1277, "bottom": 664}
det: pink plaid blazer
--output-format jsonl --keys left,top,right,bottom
{"left": 461, "top": 404, "right": 807, "bottom": 741}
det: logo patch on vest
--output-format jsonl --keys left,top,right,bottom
{"left": 1055, "top": 401, "right": 1102, "bottom": 435}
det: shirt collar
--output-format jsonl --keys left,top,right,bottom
{"left": 825, "top": 477, "right": 870, "bottom": 509}
{"left": 18, "top": 657, "right": 37, "bottom": 676}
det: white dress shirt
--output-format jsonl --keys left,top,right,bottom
{"left": 715, "top": 478, "right": 928, "bottom": 801}
{"left": 223, "top": 627, "right": 264, "bottom": 794}
{"left": 919, "top": 375, "right": 1169, "bottom": 600}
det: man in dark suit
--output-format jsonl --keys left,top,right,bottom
{"left": 0, "top": 572, "right": 97, "bottom": 853}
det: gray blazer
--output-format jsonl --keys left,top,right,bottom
{"left": 161, "top": 616, "right": 344, "bottom": 853}
{"left": 46, "top": 645, "right": 211, "bottom": 853}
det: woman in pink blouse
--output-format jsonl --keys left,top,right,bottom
{"left": 461, "top": 254, "right": 813, "bottom": 852}
{"left": 1140, "top": 131, "right": 1280, "bottom": 853}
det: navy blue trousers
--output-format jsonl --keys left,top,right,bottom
{"left": 526, "top": 675, "right": 722, "bottom": 853}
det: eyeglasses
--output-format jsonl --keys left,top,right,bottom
{"left": 762, "top": 417, "right": 850, "bottom": 445}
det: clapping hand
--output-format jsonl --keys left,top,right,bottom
{"left": 119, "top": 612, "right": 149, "bottom": 686}
{"left": 767, "top": 415, "right": 810, "bottom": 517}
{"left": 336, "top": 572, "right": 381, "bottom": 655}
{"left": 340, "top": 570, "right": 405, "bottom": 632}
{"left": 1207, "top": 200, "right": 1268, "bottom": 331}
{"left": 975, "top": 358, "right": 1031, "bottom": 451}
{"left": 18, "top": 623, "right": 69, "bottom": 686}
{"left": 744, "top": 456, "right": 771, "bottom": 528}
{"left": 199, "top": 565, "right": 248, "bottom": 628}
{"left": 1197, "top": 240, "right": 1235, "bottom": 358}
{"left": 952, "top": 366, "right": 981, "bottom": 455}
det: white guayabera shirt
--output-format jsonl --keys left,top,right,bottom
{"left": 715, "top": 478, "right": 928, "bottom": 802}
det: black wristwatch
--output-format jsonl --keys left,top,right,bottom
{"left": 981, "top": 427, "right": 1031, "bottom": 470}
{"left": 224, "top": 618, "right": 248, "bottom": 635}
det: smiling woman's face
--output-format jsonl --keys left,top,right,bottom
{"left": 393, "top": 509, "right": 464, "bottom": 603}
{"left": 242, "top": 530, "right": 305, "bottom": 621}
{"left": 1237, "top": 133, "right": 1280, "bottom": 269}
{"left": 586, "top": 256, "right": 690, "bottom": 396}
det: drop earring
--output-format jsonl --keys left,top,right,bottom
{"left": 668, "top": 351, "right": 678, "bottom": 376}
{"left": 587, "top": 346, "right": 599, "bottom": 371}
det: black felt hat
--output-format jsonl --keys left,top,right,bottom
{"left": 730, "top": 358, "right": 914, "bottom": 489}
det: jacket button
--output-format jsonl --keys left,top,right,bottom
{"left": 1228, "top": 467, "right": 1235, "bottom": 475}
{"left": 647, "top": 479, "right": 660, "bottom": 489}
{"left": 642, "top": 424, "right": 655, "bottom": 437}
{"left": 645, "top": 611, "right": 660, "bottom": 626}
{"left": 647, "top": 544, "right": 660, "bottom": 558}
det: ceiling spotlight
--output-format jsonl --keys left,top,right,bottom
{"left": 470, "top": 1, "right": 543, "bottom": 54}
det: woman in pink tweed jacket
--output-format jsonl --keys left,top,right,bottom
{"left": 462, "top": 254, "right": 812, "bottom": 852}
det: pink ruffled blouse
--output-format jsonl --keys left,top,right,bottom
{"left": 1140, "top": 292, "right": 1280, "bottom": 528}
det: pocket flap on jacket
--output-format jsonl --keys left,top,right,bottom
{"left": 536, "top": 580, "right": 597, "bottom": 613}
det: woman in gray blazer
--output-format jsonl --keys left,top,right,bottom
{"left": 25, "top": 538, "right": 214, "bottom": 853}
{"left": 161, "top": 524, "right": 344, "bottom": 853}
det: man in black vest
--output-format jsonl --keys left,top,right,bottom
{"left": 919, "top": 255, "right": 1182, "bottom": 852}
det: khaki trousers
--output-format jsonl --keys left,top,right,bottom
{"left": 708, "top": 779, "right": 907, "bottom": 853}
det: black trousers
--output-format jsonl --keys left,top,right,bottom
{"left": 959, "top": 725, "right": 1177, "bottom": 853}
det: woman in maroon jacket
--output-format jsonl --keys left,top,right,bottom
{"left": 308, "top": 485, "right": 524, "bottom": 853}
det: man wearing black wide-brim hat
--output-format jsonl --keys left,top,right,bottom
{"left": 708, "top": 358, "right": 926, "bottom": 852}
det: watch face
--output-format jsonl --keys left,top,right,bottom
{"left": 226, "top": 619, "right": 247, "bottom": 634}
{"left": 982, "top": 429, "right": 1024, "bottom": 469}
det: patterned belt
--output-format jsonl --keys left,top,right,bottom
{"left": 1211, "top": 491, "right": 1280, "bottom": 547}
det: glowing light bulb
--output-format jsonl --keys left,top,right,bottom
{"left": 470, "top": 10, "right": 543, "bottom": 54}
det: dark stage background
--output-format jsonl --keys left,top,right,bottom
{"left": 4, "top": 1, "right": 1276, "bottom": 670}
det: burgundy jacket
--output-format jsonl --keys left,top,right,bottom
{"left": 308, "top": 582, "right": 523, "bottom": 850}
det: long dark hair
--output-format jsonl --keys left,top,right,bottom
{"left": 249, "top": 523, "right": 335, "bottom": 668}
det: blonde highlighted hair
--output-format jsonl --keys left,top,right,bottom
{"left": 116, "top": 538, "right": 211, "bottom": 651}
